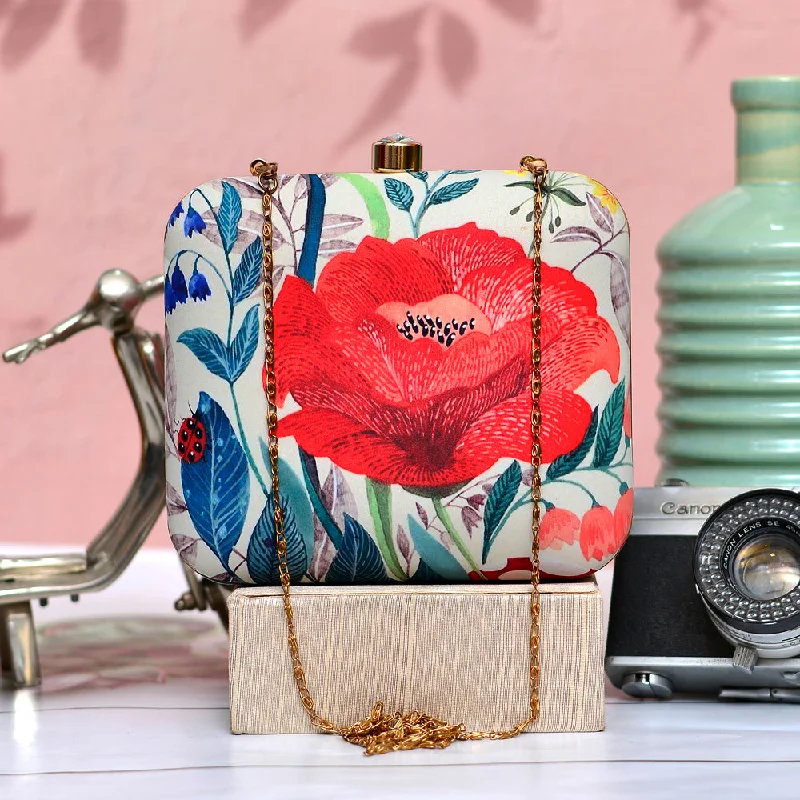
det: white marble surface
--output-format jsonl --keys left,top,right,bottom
{"left": 1, "top": 548, "right": 799, "bottom": 799}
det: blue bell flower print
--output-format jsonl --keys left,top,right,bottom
{"left": 171, "top": 265, "right": 188, "bottom": 305}
{"left": 168, "top": 201, "right": 184, "bottom": 227}
{"left": 183, "top": 207, "right": 206, "bottom": 238}
{"left": 189, "top": 263, "right": 211, "bottom": 301}
{"left": 164, "top": 275, "right": 177, "bottom": 314}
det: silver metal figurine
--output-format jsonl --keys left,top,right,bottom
{"left": 0, "top": 270, "right": 223, "bottom": 690}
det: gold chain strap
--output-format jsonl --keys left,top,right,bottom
{"left": 250, "top": 156, "right": 548, "bottom": 754}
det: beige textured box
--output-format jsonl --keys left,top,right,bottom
{"left": 228, "top": 579, "right": 604, "bottom": 734}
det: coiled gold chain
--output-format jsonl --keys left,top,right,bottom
{"left": 250, "top": 156, "right": 547, "bottom": 754}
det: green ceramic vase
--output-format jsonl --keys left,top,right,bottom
{"left": 657, "top": 76, "right": 800, "bottom": 486}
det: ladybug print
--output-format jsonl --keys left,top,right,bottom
{"left": 177, "top": 414, "right": 207, "bottom": 464}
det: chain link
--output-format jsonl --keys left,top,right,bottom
{"left": 250, "top": 156, "right": 548, "bottom": 754}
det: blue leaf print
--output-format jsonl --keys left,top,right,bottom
{"left": 411, "top": 558, "right": 446, "bottom": 582}
{"left": 246, "top": 494, "right": 308, "bottom": 583}
{"left": 407, "top": 516, "right": 469, "bottom": 580}
{"left": 482, "top": 461, "right": 522, "bottom": 563}
{"left": 326, "top": 515, "right": 387, "bottom": 584}
{"left": 384, "top": 178, "right": 413, "bottom": 212}
{"left": 218, "top": 182, "right": 242, "bottom": 255}
{"left": 297, "top": 174, "right": 326, "bottom": 285}
{"left": 259, "top": 439, "right": 315, "bottom": 560}
{"left": 178, "top": 328, "right": 231, "bottom": 382}
{"left": 232, "top": 237, "right": 263, "bottom": 304}
{"left": 227, "top": 305, "right": 259, "bottom": 383}
{"left": 409, "top": 171, "right": 428, "bottom": 183}
{"left": 181, "top": 392, "right": 249, "bottom": 569}
{"left": 428, "top": 178, "right": 479, "bottom": 206}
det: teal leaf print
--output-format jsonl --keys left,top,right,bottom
{"left": 246, "top": 494, "right": 308, "bottom": 583}
{"left": 482, "top": 461, "right": 522, "bottom": 563}
{"left": 178, "top": 328, "right": 230, "bottom": 382}
{"left": 409, "top": 171, "right": 428, "bottom": 182}
{"left": 232, "top": 237, "right": 263, "bottom": 304}
{"left": 412, "top": 558, "right": 447, "bottom": 582}
{"left": 384, "top": 178, "right": 413, "bottom": 212}
{"left": 549, "top": 187, "right": 585, "bottom": 206}
{"left": 408, "top": 516, "right": 469, "bottom": 580}
{"left": 218, "top": 182, "right": 242, "bottom": 255}
{"left": 428, "top": 178, "right": 478, "bottom": 206}
{"left": 326, "top": 515, "right": 388, "bottom": 584}
{"left": 259, "top": 441, "right": 316, "bottom": 562}
{"left": 181, "top": 392, "right": 248, "bottom": 568}
{"left": 546, "top": 407, "right": 599, "bottom": 481}
{"left": 227, "top": 305, "right": 259, "bottom": 383}
{"left": 593, "top": 381, "right": 626, "bottom": 468}
{"left": 298, "top": 449, "right": 343, "bottom": 549}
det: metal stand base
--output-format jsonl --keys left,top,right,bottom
{"left": 0, "top": 601, "right": 41, "bottom": 688}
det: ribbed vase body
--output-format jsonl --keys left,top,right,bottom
{"left": 657, "top": 77, "right": 800, "bottom": 486}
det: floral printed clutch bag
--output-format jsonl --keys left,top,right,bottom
{"left": 164, "top": 156, "right": 632, "bottom": 585}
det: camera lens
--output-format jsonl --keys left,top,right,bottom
{"left": 694, "top": 489, "right": 800, "bottom": 658}
{"left": 731, "top": 533, "right": 800, "bottom": 602}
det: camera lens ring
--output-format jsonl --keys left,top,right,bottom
{"left": 728, "top": 529, "right": 800, "bottom": 602}
{"left": 694, "top": 488, "right": 800, "bottom": 636}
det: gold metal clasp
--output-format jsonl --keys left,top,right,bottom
{"left": 520, "top": 155, "right": 548, "bottom": 185}
{"left": 372, "top": 134, "right": 423, "bottom": 173}
{"left": 250, "top": 159, "right": 279, "bottom": 193}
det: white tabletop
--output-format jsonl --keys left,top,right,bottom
{"left": 1, "top": 548, "right": 799, "bottom": 800}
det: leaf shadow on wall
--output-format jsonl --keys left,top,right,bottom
{"left": 0, "top": 0, "right": 66, "bottom": 69}
{"left": 75, "top": 0, "right": 125, "bottom": 72}
{"left": 239, "top": 0, "right": 293, "bottom": 40}
{"left": 338, "top": 8, "right": 427, "bottom": 149}
{"left": 0, "top": 154, "right": 32, "bottom": 244}
{"left": 675, "top": 0, "right": 723, "bottom": 60}
{"left": 0, "top": 0, "right": 125, "bottom": 72}
{"left": 338, "top": 0, "right": 540, "bottom": 150}
{"left": 485, "top": 0, "right": 540, "bottom": 24}
{"left": 437, "top": 10, "right": 479, "bottom": 95}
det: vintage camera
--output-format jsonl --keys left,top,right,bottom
{"left": 606, "top": 485, "right": 800, "bottom": 702}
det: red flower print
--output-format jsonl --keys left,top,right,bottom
{"left": 579, "top": 506, "right": 614, "bottom": 562}
{"left": 475, "top": 556, "right": 536, "bottom": 581}
{"left": 274, "top": 223, "right": 620, "bottom": 488}
{"left": 472, "top": 556, "right": 593, "bottom": 581}
{"left": 540, "top": 507, "right": 581, "bottom": 550}
{"left": 579, "top": 489, "right": 633, "bottom": 562}
{"left": 615, "top": 488, "right": 634, "bottom": 547}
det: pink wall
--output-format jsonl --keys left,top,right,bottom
{"left": 1, "top": 0, "right": 799, "bottom": 547}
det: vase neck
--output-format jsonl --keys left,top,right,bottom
{"left": 734, "top": 77, "right": 800, "bottom": 183}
